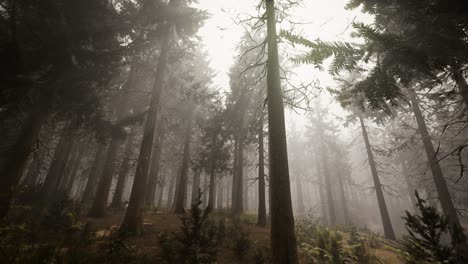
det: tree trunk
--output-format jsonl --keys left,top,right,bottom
{"left": 359, "top": 115, "right": 396, "bottom": 240}
{"left": 157, "top": 174, "right": 165, "bottom": 208}
{"left": 65, "top": 142, "right": 86, "bottom": 196}
{"left": 337, "top": 172, "right": 350, "bottom": 225}
{"left": 88, "top": 134, "right": 121, "bottom": 217}
{"left": 22, "top": 133, "right": 53, "bottom": 186}
{"left": 217, "top": 178, "right": 223, "bottom": 209}
{"left": 295, "top": 173, "right": 305, "bottom": 215}
{"left": 110, "top": 133, "right": 134, "bottom": 208}
{"left": 207, "top": 143, "right": 217, "bottom": 211}
{"left": 119, "top": 25, "right": 170, "bottom": 235}
{"left": 145, "top": 123, "right": 165, "bottom": 209}
{"left": 266, "top": 0, "right": 298, "bottom": 262}
{"left": 41, "top": 122, "right": 76, "bottom": 203}
{"left": 400, "top": 156, "right": 417, "bottom": 211}
{"left": 231, "top": 136, "right": 239, "bottom": 211}
{"left": 191, "top": 167, "right": 202, "bottom": 204}
{"left": 173, "top": 114, "right": 193, "bottom": 214}
{"left": 202, "top": 173, "right": 208, "bottom": 207}
{"left": 81, "top": 144, "right": 106, "bottom": 204}
{"left": 0, "top": 83, "right": 53, "bottom": 218}
{"left": 233, "top": 144, "right": 244, "bottom": 214}
{"left": 257, "top": 113, "right": 267, "bottom": 226}
{"left": 408, "top": 88, "right": 468, "bottom": 258}
{"left": 315, "top": 153, "right": 328, "bottom": 224}
{"left": 243, "top": 162, "right": 248, "bottom": 211}
{"left": 167, "top": 170, "right": 176, "bottom": 209}
{"left": 320, "top": 142, "right": 336, "bottom": 226}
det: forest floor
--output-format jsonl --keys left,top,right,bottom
{"left": 83, "top": 209, "right": 403, "bottom": 264}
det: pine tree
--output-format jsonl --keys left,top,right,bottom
{"left": 400, "top": 192, "right": 459, "bottom": 264}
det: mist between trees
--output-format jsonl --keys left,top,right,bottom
{"left": 1, "top": 0, "right": 468, "bottom": 263}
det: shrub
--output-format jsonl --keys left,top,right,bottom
{"left": 399, "top": 192, "right": 458, "bottom": 264}
{"left": 158, "top": 194, "right": 219, "bottom": 263}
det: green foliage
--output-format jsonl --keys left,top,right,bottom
{"left": 157, "top": 195, "right": 221, "bottom": 263}
{"left": 280, "top": 30, "right": 364, "bottom": 75}
{"left": 0, "top": 189, "right": 95, "bottom": 263}
{"left": 399, "top": 192, "right": 458, "bottom": 264}
{"left": 229, "top": 217, "right": 252, "bottom": 260}
{"left": 296, "top": 213, "right": 382, "bottom": 264}
{"left": 253, "top": 243, "right": 271, "bottom": 264}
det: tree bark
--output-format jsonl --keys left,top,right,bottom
{"left": 231, "top": 136, "right": 239, "bottom": 211}
{"left": 191, "top": 167, "right": 202, "bottom": 204}
{"left": 359, "top": 115, "right": 396, "bottom": 240}
{"left": 167, "top": 170, "right": 176, "bottom": 209}
{"left": 400, "top": 156, "right": 417, "bottom": 211}
{"left": 88, "top": 134, "right": 121, "bottom": 217}
{"left": 81, "top": 144, "right": 106, "bottom": 204}
{"left": 145, "top": 123, "right": 165, "bottom": 209}
{"left": 233, "top": 144, "right": 244, "bottom": 214}
{"left": 110, "top": 133, "right": 134, "bottom": 208}
{"left": 0, "top": 91, "right": 51, "bottom": 218}
{"left": 315, "top": 153, "right": 328, "bottom": 224}
{"left": 319, "top": 142, "right": 336, "bottom": 226}
{"left": 173, "top": 114, "right": 194, "bottom": 214}
{"left": 337, "top": 172, "right": 350, "bottom": 225}
{"left": 65, "top": 142, "right": 86, "bottom": 195}
{"left": 295, "top": 173, "right": 305, "bottom": 215}
{"left": 265, "top": 0, "right": 298, "bottom": 262}
{"left": 207, "top": 139, "right": 217, "bottom": 211}
{"left": 408, "top": 88, "right": 468, "bottom": 258}
{"left": 257, "top": 113, "right": 267, "bottom": 226}
{"left": 41, "top": 122, "right": 76, "bottom": 203}
{"left": 217, "top": 178, "right": 223, "bottom": 209}
{"left": 157, "top": 173, "right": 165, "bottom": 208}
{"left": 119, "top": 24, "right": 170, "bottom": 234}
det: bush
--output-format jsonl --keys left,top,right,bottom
{"left": 399, "top": 192, "right": 458, "bottom": 264}
{"left": 230, "top": 217, "right": 252, "bottom": 260}
{"left": 158, "top": 194, "right": 220, "bottom": 263}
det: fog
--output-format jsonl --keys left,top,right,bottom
{"left": 1, "top": 0, "right": 468, "bottom": 263}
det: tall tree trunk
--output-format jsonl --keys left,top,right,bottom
{"left": 233, "top": 144, "right": 244, "bottom": 214}
{"left": 173, "top": 114, "right": 193, "bottom": 214}
{"left": 88, "top": 134, "right": 122, "bottom": 217}
{"left": 243, "top": 163, "right": 248, "bottom": 211}
{"left": 22, "top": 133, "right": 53, "bottom": 186}
{"left": 167, "top": 170, "right": 176, "bottom": 209}
{"left": 408, "top": 88, "right": 468, "bottom": 258}
{"left": 231, "top": 136, "right": 239, "bottom": 211}
{"left": 110, "top": 133, "right": 134, "bottom": 208}
{"left": 191, "top": 167, "right": 202, "bottom": 204}
{"left": 207, "top": 142, "right": 217, "bottom": 211}
{"left": 265, "top": 0, "right": 298, "bottom": 262}
{"left": 337, "top": 172, "right": 350, "bottom": 225}
{"left": 0, "top": 82, "right": 54, "bottom": 218}
{"left": 257, "top": 113, "right": 267, "bottom": 226}
{"left": 145, "top": 123, "right": 165, "bottom": 209}
{"left": 217, "top": 178, "right": 223, "bottom": 209}
{"left": 400, "top": 156, "right": 417, "bottom": 211}
{"left": 81, "top": 144, "right": 106, "bottom": 204}
{"left": 119, "top": 26, "right": 170, "bottom": 235}
{"left": 295, "top": 173, "right": 305, "bottom": 215}
{"left": 202, "top": 173, "right": 208, "bottom": 207}
{"left": 41, "top": 122, "right": 76, "bottom": 203}
{"left": 359, "top": 115, "right": 396, "bottom": 240}
{"left": 65, "top": 143, "right": 86, "bottom": 195}
{"left": 319, "top": 143, "right": 336, "bottom": 226}
{"left": 315, "top": 153, "right": 328, "bottom": 224}
{"left": 157, "top": 174, "right": 165, "bottom": 208}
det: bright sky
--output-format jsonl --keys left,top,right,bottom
{"left": 194, "top": 0, "right": 372, "bottom": 91}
